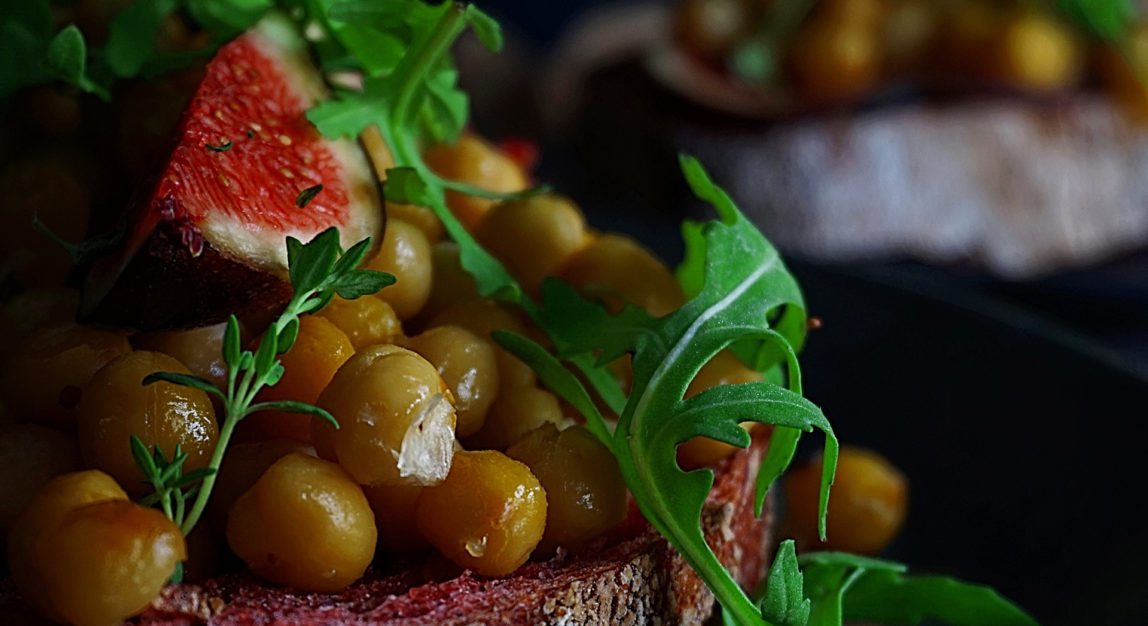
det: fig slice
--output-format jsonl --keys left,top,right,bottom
{"left": 82, "top": 13, "right": 382, "bottom": 330}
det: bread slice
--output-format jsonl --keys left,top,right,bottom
{"left": 1, "top": 435, "right": 774, "bottom": 625}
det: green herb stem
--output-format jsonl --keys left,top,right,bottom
{"left": 390, "top": 3, "right": 468, "bottom": 127}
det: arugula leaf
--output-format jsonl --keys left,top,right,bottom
{"left": 186, "top": 0, "right": 274, "bottom": 37}
{"left": 1053, "top": 0, "right": 1134, "bottom": 40}
{"left": 758, "top": 541, "right": 811, "bottom": 626}
{"left": 105, "top": 0, "right": 181, "bottom": 78}
{"left": 464, "top": 5, "right": 503, "bottom": 52}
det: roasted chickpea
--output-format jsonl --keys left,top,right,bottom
{"left": 474, "top": 194, "right": 592, "bottom": 294}
{"left": 882, "top": 0, "right": 938, "bottom": 77}
{"left": 416, "top": 450, "right": 547, "bottom": 576}
{"left": 39, "top": 500, "right": 186, "bottom": 626}
{"left": 0, "top": 424, "right": 81, "bottom": 537}
{"left": 77, "top": 351, "right": 218, "bottom": 495}
{"left": 1099, "top": 23, "right": 1148, "bottom": 120}
{"left": 0, "top": 287, "right": 79, "bottom": 359}
{"left": 7, "top": 470, "right": 128, "bottom": 620}
{"left": 992, "top": 10, "right": 1082, "bottom": 91}
{"left": 318, "top": 294, "right": 402, "bottom": 351}
{"left": 133, "top": 321, "right": 232, "bottom": 390}
{"left": 403, "top": 325, "right": 500, "bottom": 438}
{"left": 506, "top": 424, "right": 626, "bottom": 554}
{"left": 468, "top": 386, "right": 565, "bottom": 451}
{"left": 674, "top": 0, "right": 757, "bottom": 62}
{"left": 420, "top": 242, "right": 479, "bottom": 321}
{"left": 361, "top": 482, "right": 428, "bottom": 551}
{"left": 430, "top": 298, "right": 537, "bottom": 390}
{"left": 314, "top": 345, "right": 457, "bottom": 486}
{"left": 365, "top": 218, "right": 433, "bottom": 320}
{"left": 361, "top": 125, "right": 396, "bottom": 175}
{"left": 788, "top": 16, "right": 882, "bottom": 103}
{"left": 558, "top": 233, "right": 685, "bottom": 317}
{"left": 207, "top": 438, "right": 313, "bottom": 531}
{"left": 677, "top": 350, "right": 762, "bottom": 469}
{"left": 227, "top": 453, "right": 376, "bottom": 592}
{"left": 424, "top": 134, "right": 528, "bottom": 229}
{"left": 251, "top": 316, "right": 354, "bottom": 442}
{"left": 1, "top": 323, "right": 131, "bottom": 426}
{"left": 388, "top": 201, "right": 445, "bottom": 244}
{"left": 785, "top": 445, "right": 908, "bottom": 554}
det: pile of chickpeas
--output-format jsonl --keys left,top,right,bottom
{"left": 675, "top": 0, "right": 1148, "bottom": 111}
{"left": 0, "top": 131, "right": 776, "bottom": 626}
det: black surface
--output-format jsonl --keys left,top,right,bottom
{"left": 792, "top": 261, "right": 1148, "bottom": 625}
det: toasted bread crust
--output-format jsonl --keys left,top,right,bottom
{"left": 3, "top": 435, "right": 773, "bottom": 626}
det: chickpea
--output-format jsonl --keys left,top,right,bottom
{"left": 935, "top": 1, "right": 1000, "bottom": 81}
{"left": 227, "top": 453, "right": 376, "bottom": 592}
{"left": 474, "top": 194, "right": 592, "bottom": 294}
{"left": 403, "top": 325, "right": 500, "bottom": 438}
{"left": 0, "top": 287, "right": 79, "bottom": 360}
{"left": 251, "top": 316, "right": 354, "bottom": 442}
{"left": 423, "top": 134, "right": 528, "bottom": 229}
{"left": 785, "top": 445, "right": 908, "bottom": 554}
{"left": 881, "top": 0, "right": 939, "bottom": 77}
{"left": 468, "top": 386, "right": 565, "bottom": 451}
{"left": 365, "top": 218, "right": 433, "bottom": 320}
{"left": 0, "top": 424, "right": 81, "bottom": 537}
{"left": 77, "top": 351, "right": 218, "bottom": 495}
{"left": 0, "top": 323, "right": 131, "bottom": 426}
{"left": 38, "top": 500, "right": 186, "bottom": 626}
{"left": 318, "top": 294, "right": 402, "bottom": 351}
{"left": 788, "top": 16, "right": 882, "bottom": 103}
{"left": 558, "top": 233, "right": 684, "bottom": 317}
{"left": 677, "top": 350, "right": 762, "bottom": 469}
{"left": 388, "top": 201, "right": 445, "bottom": 244}
{"left": 314, "top": 345, "right": 457, "bottom": 486}
{"left": 360, "top": 125, "right": 396, "bottom": 176}
{"left": 133, "top": 321, "right": 232, "bottom": 390}
{"left": 992, "top": 10, "right": 1082, "bottom": 91}
{"left": 506, "top": 424, "right": 626, "bottom": 554}
{"left": 361, "top": 482, "right": 428, "bottom": 551}
{"left": 420, "top": 242, "right": 479, "bottom": 321}
{"left": 430, "top": 298, "right": 537, "bottom": 390}
{"left": 207, "top": 438, "right": 313, "bottom": 532}
{"left": 7, "top": 470, "right": 128, "bottom": 620}
{"left": 674, "top": 0, "right": 757, "bottom": 62}
{"left": 416, "top": 450, "right": 547, "bottom": 576}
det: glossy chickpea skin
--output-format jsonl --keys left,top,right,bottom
{"left": 558, "top": 233, "right": 685, "bottom": 317}
{"left": 677, "top": 350, "right": 763, "bottom": 469}
{"left": 0, "top": 424, "right": 81, "bottom": 537}
{"left": 420, "top": 242, "right": 479, "bottom": 321}
{"left": 77, "top": 351, "right": 218, "bottom": 495}
{"left": 1099, "top": 23, "right": 1148, "bottom": 121}
{"left": 416, "top": 450, "right": 547, "bottom": 576}
{"left": 227, "top": 453, "right": 376, "bottom": 592}
{"left": 133, "top": 321, "right": 233, "bottom": 390}
{"left": 365, "top": 218, "right": 434, "bottom": 320}
{"left": 785, "top": 446, "right": 908, "bottom": 554}
{"left": 474, "top": 194, "right": 592, "bottom": 294}
{"left": 319, "top": 294, "right": 403, "bottom": 351}
{"left": 314, "top": 345, "right": 457, "bottom": 486}
{"left": 424, "top": 134, "right": 528, "bottom": 229}
{"left": 206, "top": 438, "right": 313, "bottom": 532}
{"left": 8, "top": 470, "right": 128, "bottom": 620}
{"left": 39, "top": 500, "right": 186, "bottom": 626}
{"left": 674, "top": 0, "right": 758, "bottom": 62}
{"left": 506, "top": 424, "right": 627, "bottom": 554}
{"left": 252, "top": 316, "right": 354, "bottom": 442}
{"left": 787, "top": 14, "right": 882, "bottom": 103}
{"left": 403, "top": 325, "right": 500, "bottom": 438}
{"left": 992, "top": 10, "right": 1082, "bottom": 91}
{"left": 388, "top": 201, "right": 445, "bottom": 244}
{"left": 468, "top": 386, "right": 566, "bottom": 451}
{"left": 0, "top": 323, "right": 131, "bottom": 426}
{"left": 430, "top": 298, "right": 537, "bottom": 390}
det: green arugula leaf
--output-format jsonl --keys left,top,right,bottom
{"left": 464, "top": 5, "right": 503, "bottom": 52}
{"left": 385, "top": 166, "right": 435, "bottom": 205}
{"left": 758, "top": 541, "right": 811, "bottom": 626}
{"left": 1053, "top": 0, "right": 1134, "bottom": 40}
{"left": 186, "top": 0, "right": 273, "bottom": 37}
{"left": 105, "top": 0, "right": 180, "bottom": 78}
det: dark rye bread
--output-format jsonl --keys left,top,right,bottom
{"left": 1, "top": 435, "right": 774, "bottom": 625}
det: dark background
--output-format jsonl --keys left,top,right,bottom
{"left": 461, "top": 1, "right": 1148, "bottom": 623}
